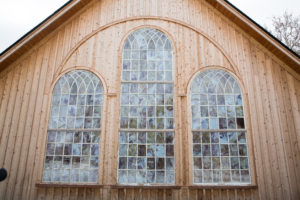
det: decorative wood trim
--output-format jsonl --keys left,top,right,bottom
{"left": 54, "top": 17, "right": 241, "bottom": 80}
{"left": 107, "top": 93, "right": 118, "bottom": 97}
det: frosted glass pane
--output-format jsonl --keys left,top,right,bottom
{"left": 118, "top": 28, "right": 174, "bottom": 184}
{"left": 44, "top": 70, "right": 103, "bottom": 183}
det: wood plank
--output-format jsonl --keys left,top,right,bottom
{"left": 197, "top": 189, "right": 204, "bottom": 200}
{"left": 157, "top": 189, "right": 164, "bottom": 200}
{"left": 36, "top": 188, "right": 46, "bottom": 200}
{"left": 77, "top": 188, "right": 86, "bottom": 200}
{"left": 23, "top": 42, "right": 52, "bottom": 200}
{"left": 118, "top": 189, "right": 126, "bottom": 200}
{"left": 3, "top": 52, "right": 36, "bottom": 199}
{"left": 111, "top": 188, "right": 119, "bottom": 200}
{"left": 256, "top": 51, "right": 282, "bottom": 199}
{"left": 211, "top": 189, "right": 221, "bottom": 200}
{"left": 189, "top": 189, "right": 197, "bottom": 200}
{"left": 248, "top": 44, "right": 273, "bottom": 200}
{"left": 228, "top": 190, "right": 235, "bottom": 200}
{"left": 0, "top": 75, "right": 7, "bottom": 108}
{"left": 241, "top": 38, "right": 266, "bottom": 200}
{"left": 12, "top": 46, "right": 45, "bottom": 200}
{"left": 244, "top": 189, "right": 251, "bottom": 200}
{"left": 221, "top": 189, "right": 228, "bottom": 200}
{"left": 294, "top": 79, "right": 300, "bottom": 107}
{"left": 69, "top": 188, "right": 78, "bottom": 200}
{"left": 0, "top": 64, "right": 21, "bottom": 170}
{"left": 53, "top": 188, "right": 63, "bottom": 200}
{"left": 180, "top": 188, "right": 188, "bottom": 200}
{"left": 45, "top": 187, "right": 55, "bottom": 200}
{"left": 1, "top": 60, "right": 28, "bottom": 199}
{"left": 103, "top": 188, "right": 111, "bottom": 200}
{"left": 264, "top": 56, "right": 291, "bottom": 199}
{"left": 126, "top": 188, "right": 135, "bottom": 200}
{"left": 204, "top": 189, "right": 212, "bottom": 200}
{"left": 286, "top": 72, "right": 300, "bottom": 152}
{"left": 236, "top": 189, "right": 244, "bottom": 200}
{"left": 271, "top": 61, "right": 300, "bottom": 199}
{"left": 62, "top": 188, "right": 70, "bottom": 200}
{"left": 277, "top": 67, "right": 300, "bottom": 198}
{"left": 165, "top": 189, "right": 172, "bottom": 200}
{"left": 94, "top": 188, "right": 102, "bottom": 199}
{"left": 34, "top": 35, "right": 61, "bottom": 186}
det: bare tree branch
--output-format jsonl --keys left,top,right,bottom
{"left": 269, "top": 11, "right": 300, "bottom": 55}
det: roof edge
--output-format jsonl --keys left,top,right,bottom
{"left": 0, "top": 0, "right": 73, "bottom": 56}
{"left": 224, "top": 0, "right": 300, "bottom": 59}
{"left": 0, "top": 0, "right": 91, "bottom": 71}
{"left": 205, "top": 0, "right": 299, "bottom": 72}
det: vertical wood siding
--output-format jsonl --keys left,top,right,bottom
{"left": 0, "top": 0, "right": 299, "bottom": 199}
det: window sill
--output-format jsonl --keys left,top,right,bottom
{"left": 36, "top": 183, "right": 104, "bottom": 188}
{"left": 36, "top": 183, "right": 257, "bottom": 190}
{"left": 111, "top": 185, "right": 181, "bottom": 189}
{"left": 187, "top": 184, "right": 257, "bottom": 189}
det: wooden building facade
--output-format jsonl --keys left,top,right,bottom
{"left": 0, "top": 0, "right": 299, "bottom": 199}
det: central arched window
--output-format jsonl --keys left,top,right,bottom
{"left": 117, "top": 28, "right": 175, "bottom": 184}
{"left": 190, "top": 69, "right": 250, "bottom": 185}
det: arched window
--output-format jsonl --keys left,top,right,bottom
{"left": 117, "top": 28, "right": 175, "bottom": 184}
{"left": 190, "top": 69, "right": 250, "bottom": 184}
{"left": 43, "top": 70, "right": 103, "bottom": 183}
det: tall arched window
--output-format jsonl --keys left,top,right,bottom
{"left": 117, "top": 28, "right": 175, "bottom": 184}
{"left": 43, "top": 70, "right": 103, "bottom": 183}
{"left": 190, "top": 69, "right": 250, "bottom": 184}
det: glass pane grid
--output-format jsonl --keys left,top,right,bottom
{"left": 191, "top": 93, "right": 245, "bottom": 130}
{"left": 117, "top": 131, "right": 175, "bottom": 184}
{"left": 43, "top": 130, "right": 100, "bottom": 183}
{"left": 120, "top": 83, "right": 174, "bottom": 130}
{"left": 122, "top": 28, "right": 173, "bottom": 83}
{"left": 119, "top": 28, "right": 175, "bottom": 185}
{"left": 191, "top": 69, "right": 250, "bottom": 185}
{"left": 44, "top": 70, "right": 103, "bottom": 183}
{"left": 49, "top": 91, "right": 102, "bottom": 130}
{"left": 192, "top": 131, "right": 250, "bottom": 184}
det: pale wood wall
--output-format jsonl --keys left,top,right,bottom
{"left": 0, "top": 0, "right": 299, "bottom": 199}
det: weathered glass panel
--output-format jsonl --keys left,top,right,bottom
{"left": 118, "top": 28, "right": 174, "bottom": 184}
{"left": 191, "top": 69, "right": 250, "bottom": 184}
{"left": 43, "top": 70, "right": 103, "bottom": 183}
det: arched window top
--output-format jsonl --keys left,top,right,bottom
{"left": 191, "top": 69, "right": 241, "bottom": 95}
{"left": 124, "top": 28, "right": 172, "bottom": 51}
{"left": 122, "top": 28, "right": 173, "bottom": 82}
{"left": 53, "top": 70, "right": 103, "bottom": 96}
{"left": 49, "top": 70, "right": 103, "bottom": 130}
{"left": 191, "top": 69, "right": 245, "bottom": 130}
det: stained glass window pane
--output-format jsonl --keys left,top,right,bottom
{"left": 191, "top": 69, "right": 250, "bottom": 184}
{"left": 43, "top": 70, "right": 103, "bottom": 183}
{"left": 118, "top": 28, "right": 175, "bottom": 184}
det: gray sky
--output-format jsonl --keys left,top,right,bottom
{"left": 0, "top": 0, "right": 299, "bottom": 53}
